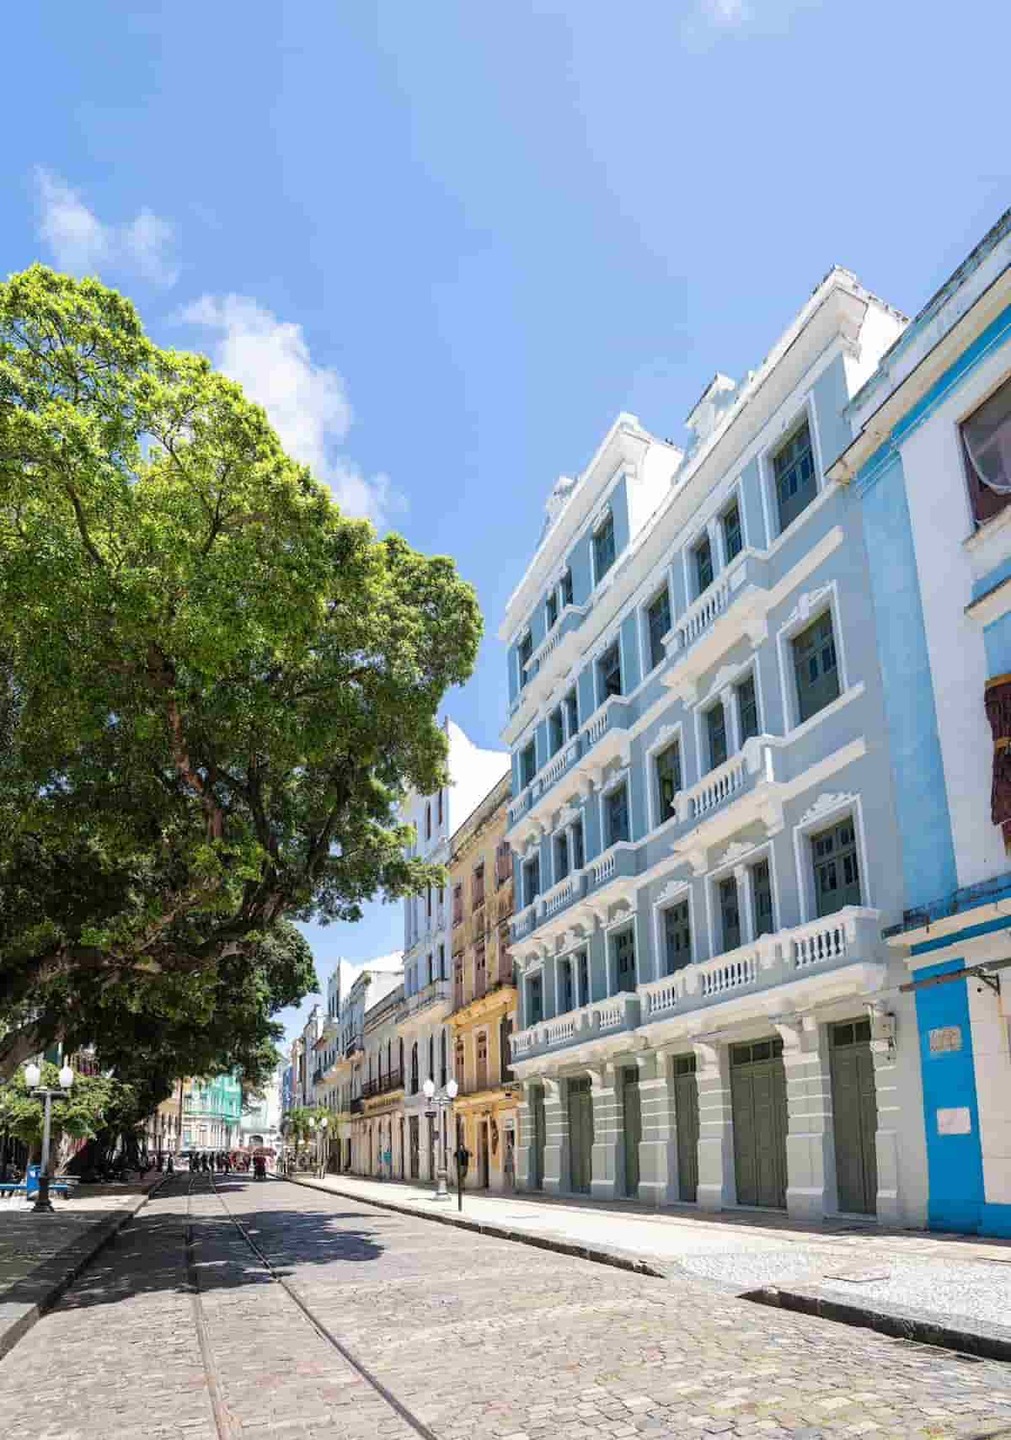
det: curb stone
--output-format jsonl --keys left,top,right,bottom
{"left": 287, "top": 1176, "right": 666, "bottom": 1279}
{"left": 0, "top": 1177, "right": 167, "bottom": 1361}
{"left": 744, "top": 1282, "right": 1011, "bottom": 1364}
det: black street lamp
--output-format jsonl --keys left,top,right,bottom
{"left": 422, "top": 1076, "right": 458, "bottom": 1200}
{"left": 24, "top": 1061, "right": 74, "bottom": 1214}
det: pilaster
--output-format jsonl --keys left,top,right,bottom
{"left": 636, "top": 1051, "right": 678, "bottom": 1206}
{"left": 776, "top": 1014, "right": 836, "bottom": 1221}
{"left": 589, "top": 1065, "right": 622, "bottom": 1200}
{"left": 541, "top": 1077, "right": 570, "bottom": 1195}
{"left": 515, "top": 1083, "right": 534, "bottom": 1191}
{"left": 694, "top": 1040, "right": 735, "bottom": 1210}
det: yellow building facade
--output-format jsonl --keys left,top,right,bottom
{"left": 449, "top": 773, "right": 518, "bottom": 1191}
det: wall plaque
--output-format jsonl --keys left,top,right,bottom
{"left": 928, "top": 1025, "right": 963, "bottom": 1054}
{"left": 936, "top": 1106, "right": 972, "bottom": 1136}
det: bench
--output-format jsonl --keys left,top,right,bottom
{"left": 0, "top": 1181, "right": 72, "bottom": 1199}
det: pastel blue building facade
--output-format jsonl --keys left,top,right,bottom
{"left": 501, "top": 272, "right": 933, "bottom": 1225}
{"left": 834, "top": 211, "right": 1011, "bottom": 1236}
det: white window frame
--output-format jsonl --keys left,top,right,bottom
{"left": 685, "top": 520, "right": 717, "bottom": 602}
{"left": 604, "top": 911, "right": 638, "bottom": 996}
{"left": 644, "top": 721, "right": 685, "bottom": 834}
{"left": 775, "top": 579, "right": 848, "bottom": 734}
{"left": 759, "top": 395, "right": 825, "bottom": 542}
{"left": 551, "top": 824, "right": 572, "bottom": 886}
{"left": 593, "top": 632, "right": 624, "bottom": 710}
{"left": 598, "top": 767, "right": 632, "bottom": 851}
{"left": 651, "top": 876, "right": 695, "bottom": 983}
{"left": 590, "top": 507, "right": 617, "bottom": 590}
{"left": 718, "top": 484, "right": 746, "bottom": 567}
{"left": 639, "top": 574, "right": 675, "bottom": 679}
{"left": 791, "top": 793, "right": 871, "bottom": 923}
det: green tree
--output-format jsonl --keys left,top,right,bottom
{"left": 0, "top": 1060, "right": 120, "bottom": 1157}
{"left": 0, "top": 266, "right": 481, "bottom": 1076}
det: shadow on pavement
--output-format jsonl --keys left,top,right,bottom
{"left": 51, "top": 1177, "right": 385, "bottom": 1312}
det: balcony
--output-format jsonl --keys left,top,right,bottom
{"left": 638, "top": 907, "right": 884, "bottom": 1031}
{"left": 400, "top": 976, "right": 453, "bottom": 1023}
{"left": 507, "top": 604, "right": 589, "bottom": 728}
{"left": 508, "top": 695, "right": 634, "bottom": 843}
{"left": 361, "top": 1068, "right": 404, "bottom": 1100}
{"left": 510, "top": 992, "right": 640, "bottom": 1065}
{"left": 510, "top": 841, "right": 638, "bottom": 950}
{"left": 661, "top": 551, "right": 772, "bottom": 704}
{"left": 350, "top": 1097, "right": 365, "bottom": 1115}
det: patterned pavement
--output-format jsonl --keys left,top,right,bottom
{"left": 1, "top": 1174, "right": 1010, "bottom": 1439}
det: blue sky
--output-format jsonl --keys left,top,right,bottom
{"left": 4, "top": 2, "right": 1008, "bottom": 1043}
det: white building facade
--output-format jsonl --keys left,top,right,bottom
{"left": 502, "top": 270, "right": 934, "bottom": 1226}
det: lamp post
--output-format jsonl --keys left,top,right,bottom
{"left": 422, "top": 1076, "right": 458, "bottom": 1201}
{"left": 317, "top": 1115, "right": 329, "bottom": 1178}
{"left": 24, "top": 1061, "right": 74, "bottom": 1214}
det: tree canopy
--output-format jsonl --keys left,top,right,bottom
{"left": 0, "top": 265, "right": 481, "bottom": 1079}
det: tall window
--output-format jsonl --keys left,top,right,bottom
{"left": 721, "top": 500, "right": 743, "bottom": 562}
{"left": 453, "top": 957, "right": 463, "bottom": 1006}
{"left": 452, "top": 883, "right": 463, "bottom": 926}
{"left": 773, "top": 419, "right": 817, "bottom": 531}
{"left": 646, "top": 586, "right": 672, "bottom": 670}
{"left": 560, "top": 567, "right": 574, "bottom": 607}
{"left": 554, "top": 829, "right": 570, "bottom": 882}
{"left": 812, "top": 818, "right": 861, "bottom": 917}
{"left": 475, "top": 941, "right": 487, "bottom": 995}
{"left": 605, "top": 783, "right": 630, "bottom": 846}
{"left": 410, "top": 1043, "right": 419, "bottom": 1094}
{"left": 438, "top": 942, "right": 446, "bottom": 980}
{"left": 425, "top": 803, "right": 432, "bottom": 840}
{"left": 597, "top": 641, "right": 622, "bottom": 701}
{"left": 520, "top": 739, "right": 537, "bottom": 788}
{"left": 564, "top": 687, "right": 579, "bottom": 738}
{"left": 962, "top": 376, "right": 1011, "bottom": 526}
{"left": 655, "top": 740, "right": 682, "bottom": 820}
{"left": 527, "top": 973, "right": 543, "bottom": 1024}
{"left": 561, "top": 958, "right": 574, "bottom": 1012}
{"left": 736, "top": 673, "right": 759, "bottom": 743}
{"left": 593, "top": 513, "right": 616, "bottom": 582}
{"left": 523, "top": 854, "right": 541, "bottom": 908}
{"left": 500, "top": 1015, "right": 514, "bottom": 1082}
{"left": 613, "top": 926, "right": 636, "bottom": 990}
{"left": 548, "top": 706, "right": 565, "bottom": 755}
{"left": 472, "top": 863, "right": 485, "bottom": 908}
{"left": 440, "top": 1030, "right": 447, "bottom": 1087}
{"left": 496, "top": 840, "right": 512, "bottom": 887}
{"left": 545, "top": 588, "right": 559, "bottom": 631}
{"left": 694, "top": 533, "right": 714, "bottom": 595}
{"left": 718, "top": 875, "right": 741, "bottom": 952}
{"left": 571, "top": 817, "right": 585, "bottom": 871}
{"left": 437, "top": 789, "right": 443, "bottom": 827}
{"left": 455, "top": 1038, "right": 465, "bottom": 1085}
{"left": 793, "top": 612, "right": 840, "bottom": 723}
{"left": 518, "top": 629, "right": 533, "bottom": 688}
{"left": 663, "top": 900, "right": 692, "bottom": 973}
{"left": 476, "top": 1032, "right": 488, "bottom": 1090}
{"left": 577, "top": 950, "right": 589, "bottom": 1006}
{"left": 706, "top": 701, "right": 728, "bottom": 770}
{"left": 751, "top": 858, "right": 774, "bottom": 937}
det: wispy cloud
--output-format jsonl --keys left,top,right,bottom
{"left": 182, "top": 294, "right": 401, "bottom": 528}
{"left": 680, "top": 0, "right": 816, "bottom": 48}
{"left": 34, "top": 168, "right": 179, "bottom": 287}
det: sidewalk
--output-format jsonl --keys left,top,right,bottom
{"left": 294, "top": 1172, "right": 1011, "bottom": 1359}
{"left": 0, "top": 1176, "right": 164, "bottom": 1358}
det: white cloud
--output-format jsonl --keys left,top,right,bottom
{"left": 34, "top": 168, "right": 178, "bottom": 287}
{"left": 182, "top": 294, "right": 401, "bottom": 528}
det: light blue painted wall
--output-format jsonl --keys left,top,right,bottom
{"left": 912, "top": 958, "right": 985, "bottom": 1234}
{"left": 738, "top": 456, "right": 765, "bottom": 550}
{"left": 857, "top": 450, "right": 957, "bottom": 912}
{"left": 983, "top": 612, "right": 1011, "bottom": 677}
{"left": 812, "top": 355, "right": 853, "bottom": 475}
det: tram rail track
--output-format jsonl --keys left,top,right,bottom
{"left": 185, "top": 1171, "right": 437, "bottom": 1440}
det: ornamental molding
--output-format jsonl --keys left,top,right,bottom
{"left": 716, "top": 839, "right": 753, "bottom": 868}
{"left": 650, "top": 722, "right": 679, "bottom": 753}
{"left": 655, "top": 876, "right": 691, "bottom": 907}
{"left": 798, "top": 791, "right": 856, "bottom": 827}
{"left": 782, "top": 583, "right": 832, "bottom": 632}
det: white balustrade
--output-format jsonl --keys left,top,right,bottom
{"left": 684, "top": 754, "right": 748, "bottom": 821}
{"left": 543, "top": 1014, "right": 576, "bottom": 1045}
{"left": 508, "top": 788, "right": 532, "bottom": 825}
{"left": 542, "top": 878, "right": 573, "bottom": 917}
{"left": 791, "top": 915, "right": 849, "bottom": 969}
{"left": 590, "top": 851, "right": 616, "bottom": 887}
{"left": 583, "top": 707, "right": 610, "bottom": 747}
{"left": 699, "top": 950, "right": 759, "bottom": 997}
{"left": 511, "top": 903, "right": 538, "bottom": 940}
{"left": 675, "top": 571, "right": 732, "bottom": 651}
{"left": 593, "top": 1000, "right": 624, "bottom": 1031}
{"left": 642, "top": 975, "right": 682, "bottom": 1017}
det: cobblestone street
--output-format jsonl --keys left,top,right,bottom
{"left": 1, "top": 1176, "right": 1011, "bottom": 1439}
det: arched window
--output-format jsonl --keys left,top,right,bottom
{"left": 410, "top": 1043, "right": 419, "bottom": 1094}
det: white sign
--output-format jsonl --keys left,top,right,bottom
{"left": 929, "top": 1026, "right": 963, "bottom": 1054}
{"left": 936, "top": 1106, "right": 972, "bottom": 1136}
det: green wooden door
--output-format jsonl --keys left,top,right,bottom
{"left": 830, "top": 1018, "right": 878, "bottom": 1215}
{"left": 530, "top": 1086, "right": 545, "bottom": 1189}
{"left": 567, "top": 1077, "right": 593, "bottom": 1194}
{"left": 731, "top": 1038, "right": 787, "bottom": 1208}
{"left": 672, "top": 1054, "right": 699, "bottom": 1202}
{"left": 621, "top": 1068, "right": 641, "bottom": 1197}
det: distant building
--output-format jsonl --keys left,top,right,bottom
{"left": 448, "top": 771, "right": 518, "bottom": 1190}
{"left": 398, "top": 720, "right": 508, "bottom": 1182}
{"left": 182, "top": 1074, "right": 242, "bottom": 1153}
{"left": 239, "top": 1066, "right": 283, "bottom": 1153}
